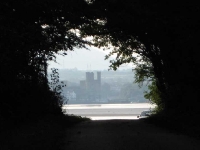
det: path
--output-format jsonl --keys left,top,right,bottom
{"left": 64, "top": 119, "right": 200, "bottom": 150}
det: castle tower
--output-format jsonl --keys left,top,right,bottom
{"left": 97, "top": 71, "right": 101, "bottom": 83}
{"left": 96, "top": 71, "right": 101, "bottom": 100}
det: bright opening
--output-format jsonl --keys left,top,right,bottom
{"left": 48, "top": 47, "right": 155, "bottom": 120}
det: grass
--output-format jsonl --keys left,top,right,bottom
{"left": 0, "top": 114, "right": 90, "bottom": 150}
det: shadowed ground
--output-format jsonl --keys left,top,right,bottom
{"left": 64, "top": 119, "right": 200, "bottom": 150}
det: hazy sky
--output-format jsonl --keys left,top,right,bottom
{"left": 48, "top": 46, "right": 133, "bottom": 71}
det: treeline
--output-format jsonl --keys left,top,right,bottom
{"left": 1, "top": 0, "right": 200, "bottom": 122}
{"left": 80, "top": 1, "right": 200, "bottom": 118}
{"left": 0, "top": 0, "right": 91, "bottom": 120}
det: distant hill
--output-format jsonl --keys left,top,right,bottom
{"left": 48, "top": 68, "right": 135, "bottom": 83}
{"left": 47, "top": 47, "right": 132, "bottom": 71}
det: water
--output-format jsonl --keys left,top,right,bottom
{"left": 62, "top": 103, "right": 156, "bottom": 120}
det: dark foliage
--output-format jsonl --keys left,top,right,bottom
{"left": 81, "top": 0, "right": 200, "bottom": 118}
{"left": 1, "top": 0, "right": 200, "bottom": 123}
{"left": 0, "top": 0, "right": 91, "bottom": 120}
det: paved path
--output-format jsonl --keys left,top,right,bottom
{"left": 64, "top": 120, "right": 200, "bottom": 150}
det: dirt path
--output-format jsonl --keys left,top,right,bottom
{"left": 64, "top": 119, "right": 200, "bottom": 150}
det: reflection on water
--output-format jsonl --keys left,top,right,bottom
{"left": 62, "top": 103, "right": 156, "bottom": 120}
{"left": 89, "top": 116, "right": 139, "bottom": 120}
{"left": 63, "top": 103, "right": 156, "bottom": 109}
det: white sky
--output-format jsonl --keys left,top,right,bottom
{"left": 48, "top": 46, "right": 133, "bottom": 71}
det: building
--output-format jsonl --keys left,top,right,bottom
{"left": 80, "top": 71, "right": 101, "bottom": 101}
{"left": 65, "top": 90, "right": 76, "bottom": 101}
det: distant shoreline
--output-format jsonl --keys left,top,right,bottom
{"left": 62, "top": 103, "right": 156, "bottom": 110}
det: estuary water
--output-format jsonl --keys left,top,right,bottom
{"left": 62, "top": 103, "right": 156, "bottom": 120}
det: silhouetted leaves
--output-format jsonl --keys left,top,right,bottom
{"left": 1, "top": 0, "right": 200, "bottom": 120}
{"left": 0, "top": 0, "right": 92, "bottom": 119}
{"left": 82, "top": 0, "right": 200, "bottom": 116}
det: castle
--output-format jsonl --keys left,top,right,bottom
{"left": 80, "top": 72, "right": 101, "bottom": 101}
